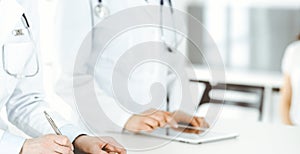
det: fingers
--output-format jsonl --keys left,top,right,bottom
{"left": 166, "top": 117, "right": 178, "bottom": 128}
{"left": 148, "top": 110, "right": 178, "bottom": 128}
{"left": 98, "top": 149, "right": 109, "bottom": 154}
{"left": 172, "top": 127, "right": 199, "bottom": 134}
{"left": 125, "top": 109, "right": 179, "bottom": 132}
{"left": 164, "top": 113, "right": 178, "bottom": 128}
{"left": 190, "top": 117, "right": 201, "bottom": 127}
{"left": 150, "top": 112, "right": 167, "bottom": 127}
{"left": 145, "top": 110, "right": 179, "bottom": 130}
{"left": 172, "top": 111, "right": 209, "bottom": 129}
{"left": 171, "top": 116, "right": 209, "bottom": 134}
{"left": 53, "top": 135, "right": 74, "bottom": 150}
{"left": 194, "top": 117, "right": 210, "bottom": 128}
{"left": 103, "top": 143, "right": 126, "bottom": 154}
{"left": 103, "top": 137, "right": 126, "bottom": 150}
{"left": 51, "top": 135, "right": 73, "bottom": 154}
{"left": 87, "top": 137, "right": 126, "bottom": 154}
{"left": 20, "top": 135, "right": 75, "bottom": 154}
{"left": 53, "top": 143, "right": 74, "bottom": 154}
{"left": 143, "top": 116, "right": 159, "bottom": 130}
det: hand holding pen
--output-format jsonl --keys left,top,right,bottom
{"left": 44, "top": 111, "right": 126, "bottom": 154}
{"left": 19, "top": 111, "right": 74, "bottom": 154}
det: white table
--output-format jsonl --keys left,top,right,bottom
{"left": 104, "top": 119, "right": 300, "bottom": 154}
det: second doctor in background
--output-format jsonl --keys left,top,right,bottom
{"left": 54, "top": 0, "right": 208, "bottom": 133}
{"left": 0, "top": 0, "right": 126, "bottom": 153}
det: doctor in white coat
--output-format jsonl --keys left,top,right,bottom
{"left": 54, "top": 0, "right": 208, "bottom": 133}
{"left": 0, "top": 0, "right": 126, "bottom": 153}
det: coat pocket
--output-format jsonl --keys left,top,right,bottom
{"left": 2, "top": 42, "right": 38, "bottom": 78}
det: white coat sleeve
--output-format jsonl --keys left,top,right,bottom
{"left": 72, "top": 74, "right": 133, "bottom": 133}
{"left": 282, "top": 42, "right": 296, "bottom": 74}
{"left": 0, "top": 0, "right": 42, "bottom": 153}
{"left": 0, "top": 130, "right": 26, "bottom": 154}
{"left": 167, "top": 70, "right": 182, "bottom": 111}
{"left": 5, "top": 51, "right": 87, "bottom": 142}
{"left": 94, "top": 84, "right": 133, "bottom": 132}
{"left": 167, "top": 65, "right": 200, "bottom": 114}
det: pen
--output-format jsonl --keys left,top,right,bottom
{"left": 44, "top": 111, "right": 76, "bottom": 151}
{"left": 44, "top": 111, "right": 119, "bottom": 154}
{"left": 44, "top": 111, "right": 62, "bottom": 135}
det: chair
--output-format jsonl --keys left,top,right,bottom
{"left": 191, "top": 80, "right": 265, "bottom": 121}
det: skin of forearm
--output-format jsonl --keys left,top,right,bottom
{"left": 279, "top": 75, "right": 293, "bottom": 125}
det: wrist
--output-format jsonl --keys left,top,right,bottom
{"left": 19, "top": 140, "right": 25, "bottom": 154}
{"left": 73, "top": 134, "right": 88, "bottom": 148}
{"left": 19, "top": 139, "right": 30, "bottom": 154}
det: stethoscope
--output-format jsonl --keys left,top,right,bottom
{"left": 1, "top": 14, "right": 39, "bottom": 79}
{"left": 90, "top": 0, "right": 178, "bottom": 52}
{"left": 94, "top": 0, "right": 110, "bottom": 18}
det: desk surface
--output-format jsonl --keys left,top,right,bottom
{"left": 104, "top": 120, "right": 300, "bottom": 154}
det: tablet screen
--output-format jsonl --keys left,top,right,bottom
{"left": 145, "top": 126, "right": 210, "bottom": 140}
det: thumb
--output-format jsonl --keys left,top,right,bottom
{"left": 166, "top": 116, "right": 178, "bottom": 128}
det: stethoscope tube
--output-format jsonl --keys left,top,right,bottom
{"left": 90, "top": 0, "right": 177, "bottom": 52}
{"left": 22, "top": 14, "right": 30, "bottom": 27}
{"left": 159, "top": 0, "right": 177, "bottom": 52}
{"left": 94, "top": 0, "right": 174, "bottom": 18}
{"left": 2, "top": 14, "right": 40, "bottom": 79}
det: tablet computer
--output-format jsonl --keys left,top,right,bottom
{"left": 140, "top": 125, "right": 239, "bottom": 144}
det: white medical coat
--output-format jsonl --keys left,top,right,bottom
{"left": 54, "top": 0, "right": 186, "bottom": 131}
{"left": 0, "top": 0, "right": 85, "bottom": 153}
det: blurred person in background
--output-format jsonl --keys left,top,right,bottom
{"left": 54, "top": 0, "right": 209, "bottom": 133}
{"left": 280, "top": 33, "right": 300, "bottom": 126}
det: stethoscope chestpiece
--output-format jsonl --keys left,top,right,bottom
{"left": 94, "top": 3, "right": 110, "bottom": 18}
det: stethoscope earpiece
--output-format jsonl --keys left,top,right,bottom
{"left": 94, "top": 3, "right": 110, "bottom": 18}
